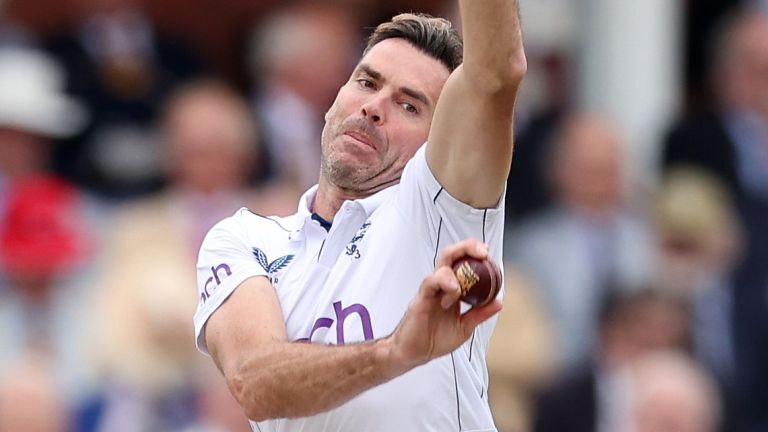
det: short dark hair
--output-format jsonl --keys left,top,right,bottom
{"left": 364, "top": 13, "right": 463, "bottom": 72}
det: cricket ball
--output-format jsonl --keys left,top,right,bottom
{"left": 452, "top": 256, "right": 502, "bottom": 307}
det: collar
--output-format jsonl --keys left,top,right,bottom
{"left": 290, "top": 184, "right": 396, "bottom": 240}
{"left": 310, "top": 212, "right": 333, "bottom": 231}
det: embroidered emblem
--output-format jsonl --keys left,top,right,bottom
{"left": 252, "top": 247, "right": 294, "bottom": 285}
{"left": 345, "top": 221, "right": 371, "bottom": 260}
{"left": 455, "top": 261, "right": 479, "bottom": 295}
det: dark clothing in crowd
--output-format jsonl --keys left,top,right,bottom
{"left": 663, "top": 110, "right": 768, "bottom": 432}
{"left": 532, "top": 367, "right": 596, "bottom": 432}
{"left": 45, "top": 25, "right": 203, "bottom": 200}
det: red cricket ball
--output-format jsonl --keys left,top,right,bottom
{"left": 451, "top": 256, "right": 502, "bottom": 307}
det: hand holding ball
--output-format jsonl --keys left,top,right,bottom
{"left": 451, "top": 256, "right": 502, "bottom": 307}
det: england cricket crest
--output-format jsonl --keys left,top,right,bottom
{"left": 252, "top": 247, "right": 294, "bottom": 285}
{"left": 345, "top": 221, "right": 371, "bottom": 260}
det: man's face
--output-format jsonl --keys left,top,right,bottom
{"left": 554, "top": 116, "right": 623, "bottom": 216}
{"left": 0, "top": 128, "right": 49, "bottom": 179}
{"left": 165, "top": 92, "right": 254, "bottom": 193}
{"left": 320, "top": 38, "right": 450, "bottom": 192}
{"left": 722, "top": 15, "right": 768, "bottom": 119}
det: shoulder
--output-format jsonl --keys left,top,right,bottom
{"left": 220, "top": 206, "right": 294, "bottom": 231}
{"left": 204, "top": 208, "right": 296, "bottom": 247}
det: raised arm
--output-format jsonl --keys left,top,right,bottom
{"left": 426, "top": 0, "right": 526, "bottom": 208}
{"left": 205, "top": 239, "right": 500, "bottom": 421}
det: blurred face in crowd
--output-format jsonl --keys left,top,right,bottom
{"left": 657, "top": 222, "right": 740, "bottom": 295}
{"left": 271, "top": 5, "right": 358, "bottom": 111}
{"left": 658, "top": 235, "right": 716, "bottom": 294}
{"left": 654, "top": 170, "right": 742, "bottom": 294}
{"left": 552, "top": 115, "right": 623, "bottom": 216}
{"left": 719, "top": 13, "right": 768, "bottom": 119}
{"left": 296, "top": 11, "right": 357, "bottom": 110}
{"left": 629, "top": 356, "right": 718, "bottom": 432}
{"left": 0, "top": 357, "right": 66, "bottom": 432}
{"left": 0, "top": 128, "right": 49, "bottom": 179}
{"left": 320, "top": 38, "right": 449, "bottom": 193}
{"left": 164, "top": 84, "right": 257, "bottom": 194}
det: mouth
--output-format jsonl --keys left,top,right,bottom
{"left": 343, "top": 130, "right": 377, "bottom": 151}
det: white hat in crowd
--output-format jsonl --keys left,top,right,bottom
{"left": 0, "top": 47, "right": 87, "bottom": 138}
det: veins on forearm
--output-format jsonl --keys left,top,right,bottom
{"left": 235, "top": 340, "right": 393, "bottom": 420}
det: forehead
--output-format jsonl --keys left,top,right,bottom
{"left": 357, "top": 38, "right": 450, "bottom": 105}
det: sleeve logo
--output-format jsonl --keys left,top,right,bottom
{"left": 252, "top": 247, "right": 295, "bottom": 285}
{"left": 200, "top": 263, "right": 232, "bottom": 304}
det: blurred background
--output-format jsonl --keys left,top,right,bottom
{"left": 0, "top": 0, "right": 766, "bottom": 431}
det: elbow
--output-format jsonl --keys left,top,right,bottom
{"left": 244, "top": 404, "right": 269, "bottom": 423}
{"left": 227, "top": 370, "right": 272, "bottom": 422}
{"left": 242, "top": 398, "right": 268, "bottom": 423}
{"left": 497, "top": 53, "right": 528, "bottom": 93}
{"left": 469, "top": 54, "right": 528, "bottom": 96}
{"left": 508, "top": 53, "right": 528, "bottom": 84}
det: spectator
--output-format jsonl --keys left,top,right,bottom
{"left": 0, "top": 176, "right": 96, "bottom": 417}
{"left": 653, "top": 168, "right": 741, "bottom": 430}
{"left": 507, "top": 112, "right": 654, "bottom": 371}
{"left": 623, "top": 351, "right": 721, "bottom": 432}
{"left": 0, "top": 47, "right": 86, "bottom": 184}
{"left": 248, "top": 2, "right": 359, "bottom": 190}
{"left": 486, "top": 267, "right": 556, "bottom": 432}
{"left": 0, "top": 46, "right": 96, "bottom": 411}
{"left": 655, "top": 169, "right": 740, "bottom": 383}
{"left": 46, "top": 0, "right": 203, "bottom": 200}
{"left": 661, "top": 8, "right": 768, "bottom": 430}
{"left": 533, "top": 289, "right": 690, "bottom": 432}
{"left": 83, "top": 80, "right": 291, "bottom": 431}
{"left": 664, "top": 8, "right": 768, "bottom": 200}
{"left": 0, "top": 351, "right": 68, "bottom": 432}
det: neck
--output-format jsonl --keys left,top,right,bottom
{"left": 313, "top": 177, "right": 359, "bottom": 221}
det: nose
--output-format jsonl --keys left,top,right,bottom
{"left": 360, "top": 97, "right": 384, "bottom": 124}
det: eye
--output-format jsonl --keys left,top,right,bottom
{"left": 401, "top": 102, "right": 418, "bottom": 114}
{"left": 356, "top": 79, "right": 375, "bottom": 89}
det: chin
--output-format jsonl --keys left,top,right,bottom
{"left": 332, "top": 166, "right": 373, "bottom": 189}
{"left": 326, "top": 144, "right": 378, "bottom": 170}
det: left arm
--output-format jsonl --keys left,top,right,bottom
{"left": 426, "top": 0, "right": 526, "bottom": 208}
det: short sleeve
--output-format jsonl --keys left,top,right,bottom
{"left": 194, "top": 211, "right": 268, "bottom": 354}
{"left": 396, "top": 145, "right": 506, "bottom": 258}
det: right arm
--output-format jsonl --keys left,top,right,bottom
{"left": 205, "top": 239, "right": 501, "bottom": 421}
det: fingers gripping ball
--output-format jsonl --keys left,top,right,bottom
{"left": 452, "top": 256, "right": 502, "bottom": 307}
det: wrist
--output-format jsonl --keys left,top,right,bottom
{"left": 376, "top": 333, "right": 427, "bottom": 377}
{"left": 375, "top": 335, "right": 415, "bottom": 378}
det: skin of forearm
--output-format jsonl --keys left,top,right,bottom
{"left": 228, "top": 337, "right": 412, "bottom": 422}
{"left": 459, "top": 0, "right": 526, "bottom": 89}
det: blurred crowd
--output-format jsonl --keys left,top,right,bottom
{"left": 0, "top": 0, "right": 766, "bottom": 431}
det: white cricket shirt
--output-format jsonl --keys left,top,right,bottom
{"left": 194, "top": 145, "right": 504, "bottom": 432}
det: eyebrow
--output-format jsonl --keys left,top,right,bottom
{"left": 359, "top": 64, "right": 382, "bottom": 81}
{"left": 358, "top": 64, "right": 431, "bottom": 109}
